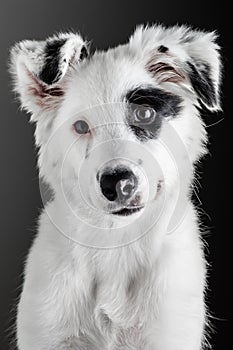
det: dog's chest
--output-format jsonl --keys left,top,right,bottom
{"left": 67, "top": 245, "right": 156, "bottom": 344}
{"left": 90, "top": 251, "right": 155, "bottom": 336}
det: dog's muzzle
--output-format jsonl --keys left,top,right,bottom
{"left": 98, "top": 166, "right": 142, "bottom": 216}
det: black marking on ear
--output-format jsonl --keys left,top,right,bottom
{"left": 125, "top": 87, "right": 182, "bottom": 141}
{"left": 39, "top": 38, "right": 67, "bottom": 85}
{"left": 158, "top": 45, "right": 168, "bottom": 53}
{"left": 187, "top": 61, "right": 217, "bottom": 108}
{"left": 80, "top": 46, "right": 88, "bottom": 61}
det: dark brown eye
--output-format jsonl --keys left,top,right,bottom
{"left": 73, "top": 120, "right": 90, "bottom": 134}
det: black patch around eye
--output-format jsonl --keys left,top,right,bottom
{"left": 39, "top": 38, "right": 67, "bottom": 85}
{"left": 129, "top": 120, "right": 162, "bottom": 141}
{"left": 125, "top": 87, "right": 183, "bottom": 141}
{"left": 158, "top": 45, "right": 168, "bottom": 53}
{"left": 187, "top": 61, "right": 216, "bottom": 108}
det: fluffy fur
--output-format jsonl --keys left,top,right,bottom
{"left": 10, "top": 24, "right": 221, "bottom": 349}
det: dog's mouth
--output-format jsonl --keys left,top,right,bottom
{"left": 111, "top": 205, "right": 144, "bottom": 216}
{"left": 109, "top": 193, "right": 144, "bottom": 216}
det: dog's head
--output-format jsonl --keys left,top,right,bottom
{"left": 10, "top": 26, "right": 221, "bottom": 244}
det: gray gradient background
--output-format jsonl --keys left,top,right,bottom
{"left": 0, "top": 1, "right": 231, "bottom": 349}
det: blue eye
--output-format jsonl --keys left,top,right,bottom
{"left": 133, "top": 106, "right": 156, "bottom": 124}
{"left": 73, "top": 120, "right": 90, "bottom": 134}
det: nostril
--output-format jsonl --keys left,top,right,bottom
{"left": 100, "top": 173, "right": 118, "bottom": 202}
{"left": 102, "top": 187, "right": 117, "bottom": 201}
{"left": 99, "top": 167, "right": 137, "bottom": 202}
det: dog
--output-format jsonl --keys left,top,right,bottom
{"left": 10, "top": 24, "right": 221, "bottom": 349}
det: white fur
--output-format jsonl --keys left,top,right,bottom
{"left": 10, "top": 25, "right": 221, "bottom": 349}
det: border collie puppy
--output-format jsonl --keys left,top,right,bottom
{"left": 10, "top": 24, "right": 221, "bottom": 349}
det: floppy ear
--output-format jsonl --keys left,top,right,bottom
{"left": 129, "top": 25, "right": 222, "bottom": 111}
{"left": 10, "top": 32, "right": 88, "bottom": 120}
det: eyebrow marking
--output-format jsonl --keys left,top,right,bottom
{"left": 126, "top": 87, "right": 182, "bottom": 117}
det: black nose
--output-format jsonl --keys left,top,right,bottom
{"left": 99, "top": 167, "right": 137, "bottom": 202}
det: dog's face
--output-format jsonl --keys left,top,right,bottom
{"left": 10, "top": 26, "right": 221, "bottom": 241}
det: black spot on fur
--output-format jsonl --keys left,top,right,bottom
{"left": 80, "top": 46, "right": 88, "bottom": 60}
{"left": 125, "top": 87, "right": 182, "bottom": 141}
{"left": 92, "top": 279, "right": 98, "bottom": 300}
{"left": 158, "top": 45, "right": 168, "bottom": 53}
{"left": 187, "top": 61, "right": 217, "bottom": 108}
{"left": 39, "top": 38, "right": 66, "bottom": 85}
{"left": 85, "top": 141, "right": 91, "bottom": 159}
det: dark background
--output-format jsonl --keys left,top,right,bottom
{"left": 0, "top": 1, "right": 231, "bottom": 349}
